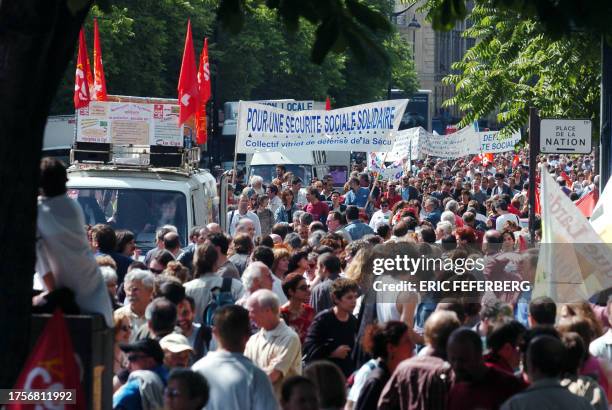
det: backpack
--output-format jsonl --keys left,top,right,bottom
{"left": 202, "top": 277, "right": 235, "bottom": 326}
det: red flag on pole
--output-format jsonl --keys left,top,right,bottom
{"left": 74, "top": 28, "right": 91, "bottom": 109}
{"left": 483, "top": 153, "right": 494, "bottom": 166}
{"left": 575, "top": 190, "right": 598, "bottom": 218}
{"left": 92, "top": 18, "right": 108, "bottom": 101}
{"left": 178, "top": 20, "right": 200, "bottom": 126}
{"left": 195, "top": 37, "right": 211, "bottom": 144}
{"left": 560, "top": 171, "right": 573, "bottom": 189}
{"left": 8, "top": 310, "right": 85, "bottom": 410}
{"left": 325, "top": 97, "right": 331, "bottom": 111}
{"left": 512, "top": 154, "right": 520, "bottom": 169}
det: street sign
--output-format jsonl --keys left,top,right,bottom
{"left": 540, "top": 119, "right": 592, "bottom": 154}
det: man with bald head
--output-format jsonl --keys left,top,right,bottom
{"left": 236, "top": 218, "right": 257, "bottom": 239}
{"left": 206, "top": 222, "right": 222, "bottom": 234}
{"left": 446, "top": 328, "right": 524, "bottom": 410}
{"left": 244, "top": 289, "right": 301, "bottom": 398}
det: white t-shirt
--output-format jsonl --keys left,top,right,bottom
{"left": 369, "top": 210, "right": 392, "bottom": 230}
{"left": 226, "top": 210, "right": 261, "bottom": 237}
{"left": 184, "top": 275, "right": 245, "bottom": 324}
{"left": 36, "top": 195, "right": 113, "bottom": 327}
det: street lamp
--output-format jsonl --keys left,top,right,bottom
{"left": 407, "top": 15, "right": 421, "bottom": 60}
{"left": 387, "top": 3, "right": 419, "bottom": 100}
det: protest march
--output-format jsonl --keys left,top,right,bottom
{"left": 10, "top": 12, "right": 612, "bottom": 410}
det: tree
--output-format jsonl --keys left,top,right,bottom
{"left": 0, "top": 0, "right": 93, "bottom": 387}
{"left": 418, "top": 0, "right": 612, "bottom": 37}
{"left": 439, "top": 3, "right": 600, "bottom": 133}
{"left": 0, "top": 0, "right": 410, "bottom": 388}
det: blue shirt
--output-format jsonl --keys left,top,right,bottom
{"left": 515, "top": 288, "right": 532, "bottom": 328}
{"left": 345, "top": 187, "right": 370, "bottom": 208}
{"left": 113, "top": 365, "right": 168, "bottom": 410}
{"left": 344, "top": 221, "right": 374, "bottom": 241}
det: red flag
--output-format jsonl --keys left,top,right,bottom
{"left": 325, "top": 97, "right": 331, "bottom": 111}
{"left": 195, "top": 38, "right": 211, "bottom": 144}
{"left": 575, "top": 190, "right": 598, "bottom": 218}
{"left": 512, "top": 154, "right": 520, "bottom": 169}
{"left": 560, "top": 171, "right": 573, "bottom": 189}
{"left": 471, "top": 154, "right": 482, "bottom": 164}
{"left": 483, "top": 153, "right": 494, "bottom": 166}
{"left": 92, "top": 18, "right": 108, "bottom": 101}
{"left": 177, "top": 20, "right": 199, "bottom": 126}
{"left": 74, "top": 28, "right": 91, "bottom": 109}
{"left": 8, "top": 310, "right": 85, "bottom": 410}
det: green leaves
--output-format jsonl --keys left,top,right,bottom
{"left": 429, "top": 1, "right": 600, "bottom": 135}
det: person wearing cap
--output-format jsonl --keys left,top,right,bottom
{"left": 160, "top": 333, "right": 194, "bottom": 369}
{"left": 113, "top": 338, "right": 169, "bottom": 410}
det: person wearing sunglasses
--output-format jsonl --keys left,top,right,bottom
{"left": 281, "top": 272, "right": 315, "bottom": 344}
{"left": 368, "top": 198, "right": 392, "bottom": 231}
{"left": 164, "top": 369, "right": 209, "bottom": 410}
{"left": 113, "top": 338, "right": 168, "bottom": 410}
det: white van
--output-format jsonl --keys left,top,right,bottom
{"left": 246, "top": 150, "right": 350, "bottom": 188}
{"left": 67, "top": 157, "right": 218, "bottom": 253}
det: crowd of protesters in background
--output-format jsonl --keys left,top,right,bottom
{"left": 34, "top": 152, "right": 610, "bottom": 410}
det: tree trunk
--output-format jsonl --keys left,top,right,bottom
{"left": 0, "top": 0, "right": 92, "bottom": 387}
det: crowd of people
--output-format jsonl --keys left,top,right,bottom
{"left": 32, "top": 152, "right": 611, "bottom": 410}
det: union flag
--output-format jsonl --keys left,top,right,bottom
{"left": 8, "top": 309, "right": 85, "bottom": 409}
{"left": 73, "top": 28, "right": 90, "bottom": 109}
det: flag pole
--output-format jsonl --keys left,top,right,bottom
{"left": 528, "top": 107, "right": 540, "bottom": 245}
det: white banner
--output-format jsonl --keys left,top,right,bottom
{"left": 235, "top": 100, "right": 409, "bottom": 153}
{"left": 77, "top": 101, "right": 184, "bottom": 146}
{"left": 421, "top": 125, "right": 481, "bottom": 158}
{"left": 377, "top": 126, "right": 521, "bottom": 160}
{"left": 535, "top": 167, "right": 612, "bottom": 301}
{"left": 478, "top": 130, "right": 521, "bottom": 153}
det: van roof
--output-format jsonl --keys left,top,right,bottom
{"left": 67, "top": 167, "right": 198, "bottom": 193}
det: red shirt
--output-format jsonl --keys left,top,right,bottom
{"left": 280, "top": 304, "right": 315, "bottom": 343}
{"left": 447, "top": 366, "right": 525, "bottom": 410}
{"left": 384, "top": 193, "right": 402, "bottom": 209}
{"left": 303, "top": 201, "right": 329, "bottom": 223}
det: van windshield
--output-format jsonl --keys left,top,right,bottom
{"left": 250, "top": 164, "right": 312, "bottom": 184}
{"left": 68, "top": 188, "right": 188, "bottom": 252}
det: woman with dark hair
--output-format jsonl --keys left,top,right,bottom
{"left": 280, "top": 376, "right": 318, "bottom": 410}
{"left": 280, "top": 272, "right": 315, "bottom": 343}
{"left": 255, "top": 194, "right": 274, "bottom": 237}
{"left": 164, "top": 368, "right": 210, "bottom": 410}
{"left": 275, "top": 189, "right": 298, "bottom": 224}
{"left": 353, "top": 321, "right": 414, "bottom": 410}
{"left": 228, "top": 233, "right": 254, "bottom": 277}
{"left": 115, "top": 229, "right": 136, "bottom": 258}
{"left": 287, "top": 250, "right": 310, "bottom": 276}
{"left": 303, "top": 278, "right": 359, "bottom": 377}
{"left": 184, "top": 242, "right": 243, "bottom": 323}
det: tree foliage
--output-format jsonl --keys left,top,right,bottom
{"left": 50, "top": 0, "right": 418, "bottom": 114}
{"left": 415, "top": 0, "right": 612, "bottom": 38}
{"left": 428, "top": 2, "right": 600, "bottom": 134}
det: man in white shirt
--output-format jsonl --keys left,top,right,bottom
{"left": 35, "top": 157, "right": 113, "bottom": 327}
{"left": 267, "top": 184, "right": 283, "bottom": 214}
{"left": 192, "top": 305, "right": 277, "bottom": 410}
{"left": 369, "top": 198, "right": 392, "bottom": 230}
{"left": 115, "top": 269, "right": 155, "bottom": 341}
{"left": 227, "top": 194, "right": 261, "bottom": 237}
{"left": 494, "top": 200, "right": 520, "bottom": 232}
{"left": 244, "top": 290, "right": 302, "bottom": 398}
